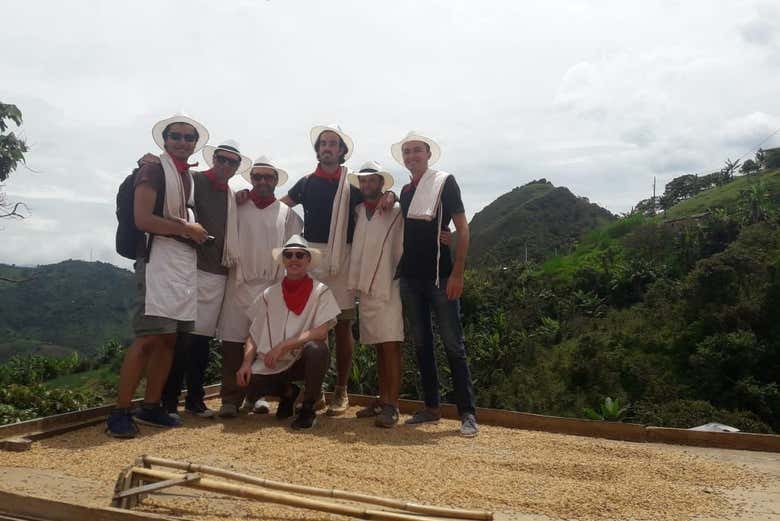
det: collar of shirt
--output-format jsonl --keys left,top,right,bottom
{"left": 313, "top": 163, "right": 342, "bottom": 182}
{"left": 171, "top": 156, "right": 197, "bottom": 175}
{"left": 202, "top": 169, "right": 228, "bottom": 192}
{"left": 249, "top": 189, "right": 276, "bottom": 209}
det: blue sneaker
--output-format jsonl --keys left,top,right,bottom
{"left": 134, "top": 405, "right": 183, "bottom": 428}
{"left": 105, "top": 409, "right": 139, "bottom": 438}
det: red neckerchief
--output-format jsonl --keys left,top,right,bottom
{"left": 282, "top": 275, "right": 314, "bottom": 315}
{"left": 363, "top": 199, "right": 379, "bottom": 212}
{"left": 249, "top": 189, "right": 276, "bottom": 209}
{"left": 171, "top": 156, "right": 198, "bottom": 175}
{"left": 202, "top": 169, "right": 228, "bottom": 192}
{"left": 313, "top": 163, "right": 341, "bottom": 182}
{"left": 401, "top": 174, "right": 423, "bottom": 194}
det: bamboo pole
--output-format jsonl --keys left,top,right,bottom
{"left": 141, "top": 455, "right": 493, "bottom": 520}
{"left": 127, "top": 466, "right": 468, "bottom": 521}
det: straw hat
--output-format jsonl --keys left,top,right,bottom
{"left": 390, "top": 130, "right": 441, "bottom": 167}
{"left": 202, "top": 139, "right": 252, "bottom": 175}
{"left": 347, "top": 160, "right": 395, "bottom": 192}
{"left": 310, "top": 124, "right": 354, "bottom": 161}
{"left": 152, "top": 114, "right": 209, "bottom": 153}
{"left": 242, "top": 155, "right": 289, "bottom": 186}
{"left": 272, "top": 234, "right": 321, "bottom": 269}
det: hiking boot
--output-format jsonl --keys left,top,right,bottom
{"left": 460, "top": 413, "right": 479, "bottom": 438}
{"left": 325, "top": 385, "right": 349, "bottom": 417}
{"left": 291, "top": 402, "right": 317, "bottom": 430}
{"left": 186, "top": 402, "right": 215, "bottom": 419}
{"left": 252, "top": 398, "right": 271, "bottom": 414}
{"left": 355, "top": 398, "right": 382, "bottom": 418}
{"left": 218, "top": 403, "right": 239, "bottom": 418}
{"left": 106, "top": 408, "right": 139, "bottom": 438}
{"left": 135, "top": 405, "right": 183, "bottom": 428}
{"left": 375, "top": 404, "right": 399, "bottom": 428}
{"left": 404, "top": 408, "right": 441, "bottom": 425}
{"left": 276, "top": 384, "right": 300, "bottom": 420}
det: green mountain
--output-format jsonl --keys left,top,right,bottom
{"left": 468, "top": 179, "right": 615, "bottom": 266}
{"left": 0, "top": 260, "right": 134, "bottom": 361}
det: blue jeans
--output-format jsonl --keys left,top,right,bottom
{"left": 400, "top": 277, "right": 476, "bottom": 416}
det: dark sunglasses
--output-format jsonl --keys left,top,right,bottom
{"left": 167, "top": 132, "right": 197, "bottom": 143}
{"left": 251, "top": 173, "right": 277, "bottom": 182}
{"left": 283, "top": 251, "right": 309, "bottom": 260}
{"left": 215, "top": 155, "right": 241, "bottom": 168}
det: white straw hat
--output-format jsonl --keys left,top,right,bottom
{"left": 152, "top": 114, "right": 209, "bottom": 153}
{"left": 310, "top": 124, "right": 354, "bottom": 161}
{"left": 242, "top": 155, "right": 289, "bottom": 186}
{"left": 347, "top": 160, "right": 395, "bottom": 192}
{"left": 272, "top": 234, "right": 321, "bottom": 269}
{"left": 390, "top": 130, "right": 441, "bottom": 167}
{"left": 202, "top": 139, "right": 253, "bottom": 175}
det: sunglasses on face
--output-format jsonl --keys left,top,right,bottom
{"left": 167, "top": 132, "right": 197, "bottom": 143}
{"left": 215, "top": 155, "right": 241, "bottom": 168}
{"left": 251, "top": 173, "right": 277, "bottom": 182}
{"left": 283, "top": 251, "right": 309, "bottom": 260}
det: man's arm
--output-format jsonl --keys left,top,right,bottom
{"left": 263, "top": 320, "right": 332, "bottom": 369}
{"left": 446, "top": 212, "right": 469, "bottom": 300}
{"left": 279, "top": 195, "right": 296, "bottom": 207}
{"left": 133, "top": 184, "right": 208, "bottom": 243}
{"left": 236, "top": 335, "right": 259, "bottom": 387}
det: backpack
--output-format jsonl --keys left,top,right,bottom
{"left": 115, "top": 168, "right": 165, "bottom": 260}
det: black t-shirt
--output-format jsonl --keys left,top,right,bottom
{"left": 399, "top": 175, "right": 465, "bottom": 280}
{"left": 287, "top": 174, "right": 363, "bottom": 243}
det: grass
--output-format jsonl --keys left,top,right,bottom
{"left": 45, "top": 366, "right": 116, "bottom": 391}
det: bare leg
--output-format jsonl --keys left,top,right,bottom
{"left": 116, "top": 334, "right": 175, "bottom": 408}
{"left": 375, "top": 344, "right": 387, "bottom": 405}
{"left": 143, "top": 334, "right": 177, "bottom": 403}
{"left": 334, "top": 319, "right": 354, "bottom": 387}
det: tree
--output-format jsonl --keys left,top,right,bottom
{"left": 660, "top": 174, "right": 700, "bottom": 209}
{"left": 0, "top": 102, "right": 29, "bottom": 219}
{"left": 755, "top": 149, "right": 767, "bottom": 170}
{"left": 740, "top": 159, "right": 760, "bottom": 176}
{"left": 720, "top": 158, "right": 741, "bottom": 181}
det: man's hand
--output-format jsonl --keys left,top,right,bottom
{"left": 439, "top": 228, "right": 451, "bottom": 246}
{"left": 183, "top": 222, "right": 209, "bottom": 244}
{"left": 378, "top": 190, "right": 397, "bottom": 214}
{"left": 236, "top": 188, "right": 250, "bottom": 206}
{"left": 236, "top": 363, "right": 252, "bottom": 387}
{"left": 136, "top": 153, "right": 160, "bottom": 167}
{"left": 446, "top": 272, "right": 464, "bottom": 300}
{"left": 263, "top": 345, "right": 285, "bottom": 369}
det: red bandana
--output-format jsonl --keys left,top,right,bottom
{"left": 363, "top": 199, "right": 379, "bottom": 212}
{"left": 402, "top": 174, "right": 423, "bottom": 194}
{"left": 282, "top": 275, "right": 314, "bottom": 315}
{"left": 171, "top": 156, "right": 198, "bottom": 175}
{"left": 249, "top": 189, "right": 276, "bottom": 209}
{"left": 202, "top": 169, "right": 228, "bottom": 192}
{"left": 313, "top": 164, "right": 341, "bottom": 182}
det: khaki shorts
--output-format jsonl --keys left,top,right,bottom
{"left": 132, "top": 260, "right": 194, "bottom": 336}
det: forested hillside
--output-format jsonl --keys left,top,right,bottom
{"left": 469, "top": 179, "right": 615, "bottom": 266}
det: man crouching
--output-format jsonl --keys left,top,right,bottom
{"left": 235, "top": 235, "right": 340, "bottom": 430}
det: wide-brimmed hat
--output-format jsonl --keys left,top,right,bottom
{"left": 202, "top": 139, "right": 252, "bottom": 175}
{"left": 272, "top": 234, "right": 321, "bottom": 269}
{"left": 152, "top": 114, "right": 209, "bottom": 153}
{"left": 242, "top": 155, "right": 289, "bottom": 186}
{"left": 310, "top": 124, "right": 354, "bottom": 161}
{"left": 390, "top": 130, "right": 441, "bottom": 167}
{"left": 347, "top": 160, "right": 395, "bottom": 192}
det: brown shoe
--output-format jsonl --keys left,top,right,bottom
{"left": 325, "top": 385, "right": 349, "bottom": 417}
{"left": 375, "top": 404, "right": 399, "bottom": 428}
{"left": 355, "top": 398, "right": 382, "bottom": 418}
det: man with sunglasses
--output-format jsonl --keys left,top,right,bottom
{"left": 107, "top": 115, "right": 210, "bottom": 438}
{"left": 157, "top": 140, "right": 251, "bottom": 420}
{"left": 218, "top": 156, "right": 302, "bottom": 417}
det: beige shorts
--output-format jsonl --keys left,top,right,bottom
{"left": 356, "top": 282, "right": 404, "bottom": 345}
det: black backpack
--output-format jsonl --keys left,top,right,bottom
{"left": 115, "top": 168, "right": 164, "bottom": 260}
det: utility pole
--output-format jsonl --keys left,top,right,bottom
{"left": 652, "top": 176, "right": 657, "bottom": 216}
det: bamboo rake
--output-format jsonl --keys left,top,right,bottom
{"left": 141, "top": 455, "right": 493, "bottom": 520}
{"left": 128, "top": 466, "right": 473, "bottom": 521}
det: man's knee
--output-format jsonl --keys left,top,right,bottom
{"left": 303, "top": 340, "right": 329, "bottom": 364}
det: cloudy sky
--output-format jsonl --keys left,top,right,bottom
{"left": 2, "top": 0, "right": 779, "bottom": 269}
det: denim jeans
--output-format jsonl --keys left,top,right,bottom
{"left": 400, "top": 277, "right": 476, "bottom": 416}
{"left": 161, "top": 333, "right": 211, "bottom": 412}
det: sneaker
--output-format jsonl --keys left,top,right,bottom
{"left": 325, "top": 385, "right": 349, "bottom": 417}
{"left": 135, "top": 405, "right": 183, "bottom": 428}
{"left": 105, "top": 409, "right": 139, "bottom": 438}
{"left": 404, "top": 408, "right": 441, "bottom": 425}
{"left": 252, "top": 398, "right": 270, "bottom": 414}
{"left": 355, "top": 399, "right": 382, "bottom": 418}
{"left": 460, "top": 413, "right": 479, "bottom": 438}
{"left": 218, "top": 403, "right": 239, "bottom": 418}
{"left": 375, "top": 404, "right": 399, "bottom": 428}
{"left": 168, "top": 411, "right": 183, "bottom": 423}
{"left": 276, "top": 384, "right": 300, "bottom": 419}
{"left": 186, "top": 402, "right": 215, "bottom": 419}
{"left": 296, "top": 391, "right": 326, "bottom": 413}
{"left": 291, "top": 402, "right": 317, "bottom": 430}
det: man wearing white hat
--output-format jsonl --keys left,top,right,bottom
{"left": 217, "top": 156, "right": 302, "bottom": 417}
{"left": 236, "top": 235, "right": 341, "bottom": 430}
{"left": 159, "top": 139, "right": 252, "bottom": 420}
{"left": 391, "top": 131, "right": 478, "bottom": 438}
{"left": 347, "top": 161, "right": 405, "bottom": 428}
{"left": 107, "top": 114, "right": 210, "bottom": 438}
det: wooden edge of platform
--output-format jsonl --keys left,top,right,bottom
{"left": 0, "top": 489, "right": 177, "bottom": 521}
{"left": 2, "top": 386, "right": 778, "bottom": 453}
